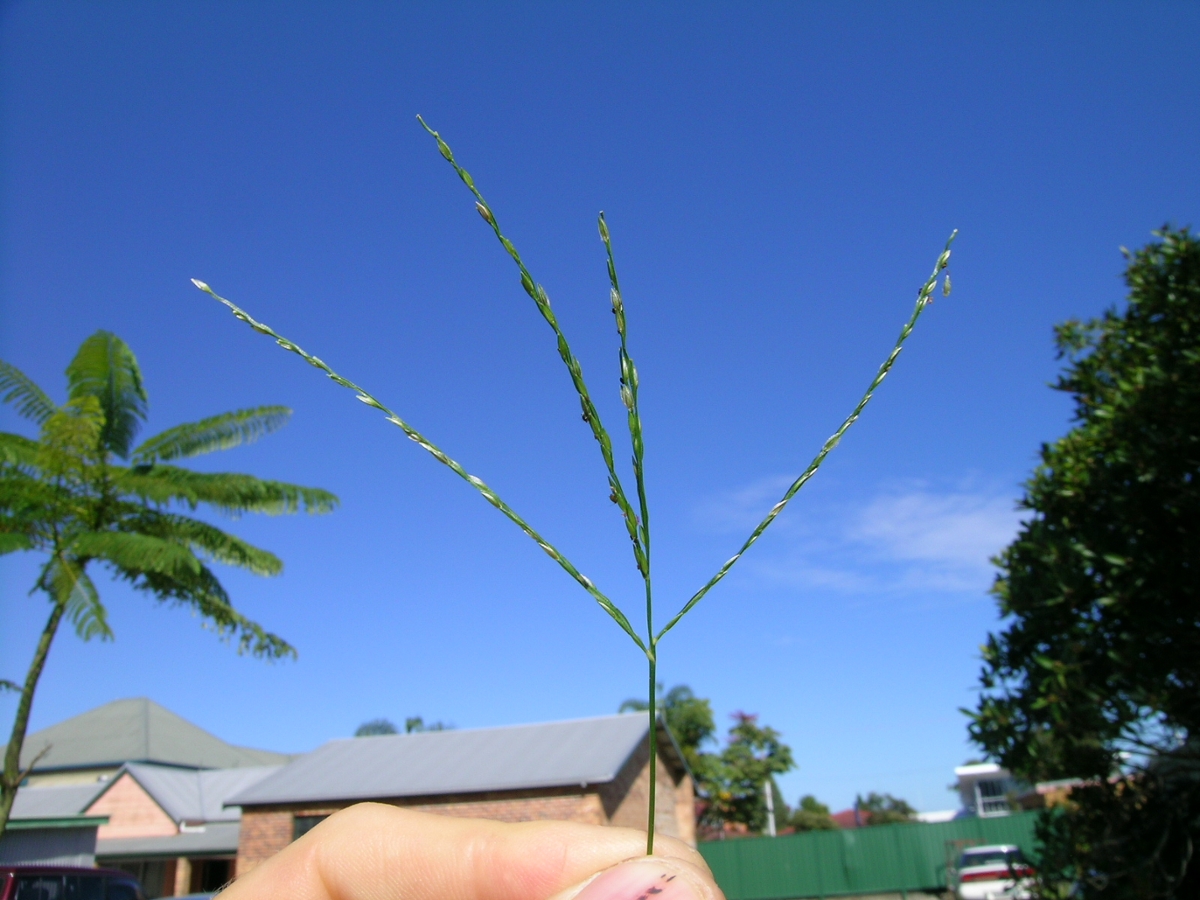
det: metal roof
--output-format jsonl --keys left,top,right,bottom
{"left": 113, "top": 763, "right": 282, "bottom": 822}
{"left": 20, "top": 698, "right": 291, "bottom": 772}
{"left": 229, "top": 713, "right": 676, "bottom": 807}
{"left": 96, "top": 822, "right": 241, "bottom": 859}
{"left": 10, "top": 782, "right": 108, "bottom": 819}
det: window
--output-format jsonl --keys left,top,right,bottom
{"left": 65, "top": 876, "right": 105, "bottom": 900}
{"left": 110, "top": 861, "right": 163, "bottom": 899}
{"left": 293, "top": 815, "right": 329, "bottom": 841}
{"left": 975, "top": 777, "right": 1013, "bottom": 817}
{"left": 197, "top": 860, "right": 233, "bottom": 893}
{"left": 16, "top": 876, "right": 63, "bottom": 900}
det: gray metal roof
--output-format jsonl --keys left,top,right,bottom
{"left": 10, "top": 782, "right": 108, "bottom": 819}
{"left": 20, "top": 698, "right": 291, "bottom": 771}
{"left": 113, "top": 763, "right": 282, "bottom": 822}
{"left": 96, "top": 822, "right": 241, "bottom": 859}
{"left": 229, "top": 713, "right": 675, "bottom": 807}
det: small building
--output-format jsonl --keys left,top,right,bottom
{"left": 229, "top": 713, "right": 694, "bottom": 876}
{"left": 10, "top": 698, "right": 289, "bottom": 896}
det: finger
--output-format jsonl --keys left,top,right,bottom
{"left": 223, "top": 803, "right": 721, "bottom": 900}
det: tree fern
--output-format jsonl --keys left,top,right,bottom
{"left": 0, "top": 331, "right": 333, "bottom": 838}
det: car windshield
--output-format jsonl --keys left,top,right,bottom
{"left": 960, "top": 849, "right": 1024, "bottom": 868}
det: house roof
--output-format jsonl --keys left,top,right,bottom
{"left": 229, "top": 713, "right": 683, "bottom": 808}
{"left": 101, "top": 763, "right": 283, "bottom": 823}
{"left": 9, "top": 782, "right": 109, "bottom": 820}
{"left": 96, "top": 822, "right": 242, "bottom": 859}
{"left": 20, "top": 698, "right": 292, "bottom": 772}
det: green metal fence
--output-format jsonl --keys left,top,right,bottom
{"left": 697, "top": 812, "right": 1040, "bottom": 899}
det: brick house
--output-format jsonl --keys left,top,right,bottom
{"left": 12, "top": 698, "right": 289, "bottom": 896}
{"left": 229, "top": 713, "right": 694, "bottom": 876}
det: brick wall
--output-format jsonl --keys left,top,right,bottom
{"left": 237, "top": 810, "right": 292, "bottom": 875}
{"left": 86, "top": 772, "right": 177, "bottom": 839}
{"left": 236, "top": 742, "right": 696, "bottom": 877}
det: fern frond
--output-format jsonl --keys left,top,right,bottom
{"left": 136, "top": 511, "right": 283, "bottom": 576}
{"left": 0, "top": 532, "right": 33, "bottom": 555}
{"left": 72, "top": 530, "right": 202, "bottom": 580}
{"left": 129, "top": 562, "right": 296, "bottom": 660}
{"left": 46, "top": 556, "right": 113, "bottom": 641}
{"left": 115, "top": 465, "right": 338, "bottom": 515}
{"left": 0, "top": 432, "right": 40, "bottom": 468}
{"left": 65, "top": 331, "right": 148, "bottom": 458}
{"left": 132, "top": 406, "right": 292, "bottom": 464}
{"left": 0, "top": 361, "right": 57, "bottom": 425}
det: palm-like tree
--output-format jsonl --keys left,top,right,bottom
{"left": 0, "top": 331, "right": 337, "bottom": 836}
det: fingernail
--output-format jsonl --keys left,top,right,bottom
{"left": 573, "top": 859, "right": 703, "bottom": 900}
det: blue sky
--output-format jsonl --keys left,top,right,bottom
{"left": 2, "top": 2, "right": 1198, "bottom": 816}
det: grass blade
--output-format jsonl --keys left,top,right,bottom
{"left": 656, "top": 231, "right": 958, "bottom": 641}
{"left": 191, "top": 279, "right": 646, "bottom": 653}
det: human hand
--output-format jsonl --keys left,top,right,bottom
{"left": 222, "top": 804, "right": 724, "bottom": 900}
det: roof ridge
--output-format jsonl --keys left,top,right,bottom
{"left": 328, "top": 711, "right": 647, "bottom": 743}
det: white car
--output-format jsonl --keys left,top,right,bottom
{"left": 953, "top": 844, "right": 1035, "bottom": 900}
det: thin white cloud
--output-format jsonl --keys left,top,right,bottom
{"left": 850, "top": 490, "right": 1023, "bottom": 575}
{"left": 692, "top": 475, "right": 796, "bottom": 532}
{"left": 695, "top": 479, "right": 1025, "bottom": 596}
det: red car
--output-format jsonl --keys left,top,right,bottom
{"left": 0, "top": 867, "right": 144, "bottom": 900}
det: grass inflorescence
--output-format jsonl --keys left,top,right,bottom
{"left": 195, "top": 118, "right": 956, "bottom": 854}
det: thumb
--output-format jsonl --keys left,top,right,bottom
{"left": 222, "top": 803, "right": 723, "bottom": 900}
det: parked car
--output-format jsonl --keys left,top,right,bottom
{"left": 953, "top": 844, "right": 1035, "bottom": 900}
{"left": 0, "top": 867, "right": 145, "bottom": 900}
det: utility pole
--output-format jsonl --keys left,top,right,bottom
{"left": 764, "top": 780, "right": 776, "bottom": 837}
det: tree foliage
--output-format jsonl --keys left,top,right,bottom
{"left": 0, "top": 331, "right": 337, "bottom": 837}
{"left": 621, "top": 683, "right": 716, "bottom": 772}
{"left": 969, "top": 228, "right": 1200, "bottom": 898}
{"left": 698, "top": 712, "right": 795, "bottom": 835}
{"left": 856, "top": 791, "right": 915, "bottom": 826}
{"left": 622, "top": 686, "right": 793, "bottom": 835}
{"left": 788, "top": 794, "right": 837, "bottom": 832}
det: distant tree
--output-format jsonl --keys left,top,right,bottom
{"left": 788, "top": 794, "right": 837, "bottom": 832}
{"left": 700, "top": 713, "right": 796, "bottom": 834}
{"left": 355, "top": 718, "right": 398, "bottom": 736}
{"left": 404, "top": 716, "right": 449, "bottom": 733}
{"left": 856, "top": 791, "right": 916, "bottom": 826}
{"left": 0, "top": 331, "right": 337, "bottom": 838}
{"left": 620, "top": 687, "right": 792, "bottom": 835}
{"left": 621, "top": 683, "right": 716, "bottom": 770}
{"left": 968, "top": 228, "right": 1200, "bottom": 898}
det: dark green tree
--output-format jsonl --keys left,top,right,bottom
{"left": 0, "top": 331, "right": 337, "bottom": 837}
{"left": 856, "top": 792, "right": 915, "bottom": 826}
{"left": 404, "top": 716, "right": 449, "bottom": 733}
{"left": 620, "top": 687, "right": 792, "bottom": 834}
{"left": 788, "top": 794, "right": 838, "bottom": 832}
{"left": 355, "top": 718, "right": 399, "bottom": 736}
{"left": 700, "top": 712, "right": 796, "bottom": 834}
{"left": 621, "top": 683, "right": 716, "bottom": 771}
{"left": 969, "top": 228, "right": 1200, "bottom": 898}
